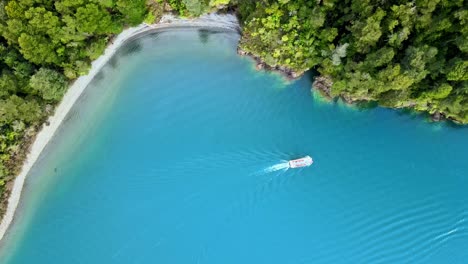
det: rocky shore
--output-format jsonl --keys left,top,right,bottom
{"left": 236, "top": 48, "right": 302, "bottom": 80}
{"left": 312, "top": 76, "right": 333, "bottom": 98}
{"left": 312, "top": 74, "right": 451, "bottom": 123}
{"left": 237, "top": 50, "right": 452, "bottom": 123}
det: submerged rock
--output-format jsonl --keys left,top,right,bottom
{"left": 256, "top": 63, "right": 264, "bottom": 70}
{"left": 237, "top": 48, "right": 247, "bottom": 56}
{"left": 431, "top": 111, "right": 443, "bottom": 122}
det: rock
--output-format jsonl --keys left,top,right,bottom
{"left": 237, "top": 48, "right": 246, "bottom": 56}
{"left": 432, "top": 111, "right": 442, "bottom": 122}
{"left": 312, "top": 76, "right": 333, "bottom": 97}
{"left": 342, "top": 95, "right": 354, "bottom": 104}
{"left": 45, "top": 104, "right": 54, "bottom": 114}
{"left": 164, "top": 3, "right": 173, "bottom": 11}
{"left": 256, "top": 63, "right": 264, "bottom": 70}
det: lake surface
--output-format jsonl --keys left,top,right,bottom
{"left": 1, "top": 28, "right": 468, "bottom": 263}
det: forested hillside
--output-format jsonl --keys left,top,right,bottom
{"left": 0, "top": 0, "right": 467, "bottom": 217}
{"left": 234, "top": 0, "right": 467, "bottom": 123}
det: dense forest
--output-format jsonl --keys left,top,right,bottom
{"left": 0, "top": 0, "right": 466, "bottom": 216}
{"left": 235, "top": 0, "right": 467, "bottom": 123}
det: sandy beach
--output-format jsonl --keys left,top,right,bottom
{"left": 0, "top": 13, "right": 240, "bottom": 242}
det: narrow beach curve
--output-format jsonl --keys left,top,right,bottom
{"left": 0, "top": 13, "right": 240, "bottom": 242}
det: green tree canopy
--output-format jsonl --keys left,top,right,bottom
{"left": 29, "top": 68, "right": 68, "bottom": 101}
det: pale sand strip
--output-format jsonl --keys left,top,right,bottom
{"left": 0, "top": 13, "right": 239, "bottom": 242}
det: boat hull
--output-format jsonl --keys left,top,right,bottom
{"left": 288, "top": 156, "right": 313, "bottom": 168}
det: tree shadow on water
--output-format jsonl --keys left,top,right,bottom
{"left": 119, "top": 41, "right": 143, "bottom": 58}
{"left": 198, "top": 29, "right": 210, "bottom": 44}
{"left": 354, "top": 101, "right": 379, "bottom": 111}
{"left": 106, "top": 41, "right": 143, "bottom": 69}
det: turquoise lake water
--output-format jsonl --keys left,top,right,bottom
{"left": 1, "top": 28, "right": 468, "bottom": 263}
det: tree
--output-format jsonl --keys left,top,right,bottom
{"left": 182, "top": 0, "right": 208, "bottom": 16}
{"left": 116, "top": 0, "right": 147, "bottom": 25}
{"left": 18, "top": 33, "right": 62, "bottom": 65}
{"left": 446, "top": 59, "right": 468, "bottom": 81}
{"left": 30, "top": 68, "right": 68, "bottom": 101}
{"left": 351, "top": 8, "right": 386, "bottom": 53}
{"left": 0, "top": 71, "right": 20, "bottom": 98}
{"left": 75, "top": 3, "right": 120, "bottom": 34}
{"left": 0, "top": 95, "right": 42, "bottom": 125}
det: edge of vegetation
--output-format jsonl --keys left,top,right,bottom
{"left": 0, "top": 0, "right": 466, "bottom": 222}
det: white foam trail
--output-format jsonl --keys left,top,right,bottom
{"left": 263, "top": 162, "right": 290, "bottom": 173}
{"left": 432, "top": 228, "right": 458, "bottom": 241}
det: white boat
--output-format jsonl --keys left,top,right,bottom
{"left": 288, "top": 156, "right": 313, "bottom": 168}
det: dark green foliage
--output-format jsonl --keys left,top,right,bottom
{"left": 117, "top": 0, "right": 147, "bottom": 26}
{"left": 30, "top": 68, "right": 68, "bottom": 101}
{"left": 75, "top": 4, "right": 120, "bottom": 34}
{"left": 238, "top": 0, "right": 339, "bottom": 74}
{"left": 0, "top": 95, "right": 42, "bottom": 125}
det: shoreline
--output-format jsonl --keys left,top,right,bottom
{"left": 236, "top": 48, "right": 303, "bottom": 80}
{"left": 0, "top": 13, "right": 240, "bottom": 242}
{"left": 311, "top": 76, "right": 460, "bottom": 124}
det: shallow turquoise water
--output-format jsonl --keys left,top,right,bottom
{"left": 1, "top": 29, "right": 468, "bottom": 263}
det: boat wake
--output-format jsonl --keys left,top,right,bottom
{"left": 263, "top": 162, "right": 290, "bottom": 173}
